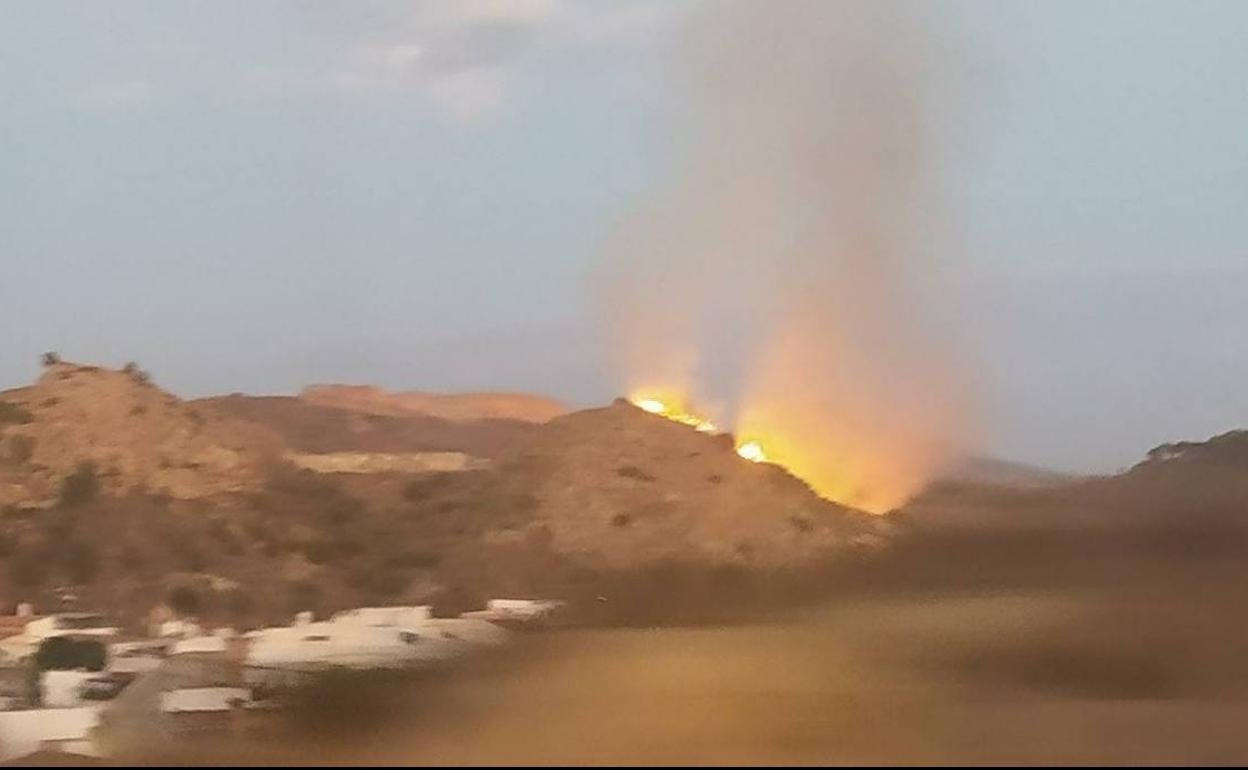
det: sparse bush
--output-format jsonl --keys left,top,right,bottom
{"left": 323, "top": 496, "right": 364, "bottom": 528}
{"left": 789, "top": 515, "right": 813, "bottom": 534}
{"left": 402, "top": 473, "right": 455, "bottom": 502}
{"left": 611, "top": 513, "right": 632, "bottom": 527}
{"left": 59, "top": 462, "right": 99, "bottom": 507}
{"left": 386, "top": 550, "right": 440, "bottom": 569}
{"left": 288, "top": 580, "right": 321, "bottom": 614}
{"left": 209, "top": 520, "right": 243, "bottom": 556}
{"left": 167, "top": 584, "right": 203, "bottom": 616}
{"left": 2, "top": 505, "right": 35, "bottom": 521}
{"left": 173, "top": 541, "right": 207, "bottom": 572}
{"left": 225, "top": 588, "right": 253, "bottom": 619}
{"left": 123, "top": 362, "right": 151, "bottom": 385}
{"left": 35, "top": 636, "right": 105, "bottom": 673}
{"left": 40, "top": 352, "right": 60, "bottom": 367}
{"left": 303, "top": 538, "right": 340, "bottom": 565}
{"left": 269, "top": 468, "right": 338, "bottom": 499}
{"left": 130, "top": 405, "right": 147, "bottom": 416}
{"left": 0, "top": 402, "right": 32, "bottom": 426}
{"left": 118, "top": 545, "right": 146, "bottom": 572}
{"left": 707, "top": 474, "right": 724, "bottom": 484}
{"left": 64, "top": 540, "right": 100, "bottom": 584}
{"left": 44, "top": 509, "right": 78, "bottom": 541}
{"left": 10, "top": 548, "right": 47, "bottom": 587}
{"left": 7, "top": 435, "right": 34, "bottom": 464}
{"left": 617, "top": 465, "right": 655, "bottom": 482}
{"left": 345, "top": 564, "right": 408, "bottom": 599}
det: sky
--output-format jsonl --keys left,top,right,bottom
{"left": 2, "top": 0, "right": 1246, "bottom": 473}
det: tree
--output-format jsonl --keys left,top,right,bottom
{"left": 59, "top": 462, "right": 99, "bottom": 507}
{"left": 40, "top": 352, "right": 61, "bottom": 367}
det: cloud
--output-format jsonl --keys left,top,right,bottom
{"left": 425, "top": 66, "right": 507, "bottom": 123}
{"left": 256, "top": 0, "right": 679, "bottom": 123}
{"left": 73, "top": 79, "right": 154, "bottom": 111}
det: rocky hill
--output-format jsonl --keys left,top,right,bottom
{"left": 299, "top": 384, "right": 566, "bottom": 423}
{"left": 0, "top": 361, "right": 279, "bottom": 508}
{"left": 0, "top": 365, "right": 889, "bottom": 628}
{"left": 507, "top": 400, "right": 888, "bottom": 570}
{"left": 198, "top": 394, "right": 541, "bottom": 459}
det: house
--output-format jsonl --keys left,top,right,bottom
{"left": 0, "top": 705, "right": 103, "bottom": 763}
{"left": 329, "top": 606, "right": 432, "bottom": 628}
{"left": 461, "top": 598, "right": 567, "bottom": 626}
{"left": 244, "top": 619, "right": 456, "bottom": 675}
{"left": 25, "top": 615, "right": 119, "bottom": 643}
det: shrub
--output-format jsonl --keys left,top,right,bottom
{"left": 118, "top": 545, "right": 146, "bottom": 571}
{"left": 40, "top": 352, "right": 60, "bottom": 367}
{"left": 59, "top": 462, "right": 99, "bottom": 507}
{"left": 173, "top": 542, "right": 207, "bottom": 572}
{"left": 209, "top": 520, "right": 243, "bottom": 556}
{"left": 321, "top": 496, "right": 364, "bottom": 528}
{"left": 611, "top": 513, "right": 632, "bottom": 527}
{"left": 0, "top": 402, "right": 32, "bottom": 426}
{"left": 386, "top": 550, "right": 440, "bottom": 569}
{"left": 44, "top": 509, "right": 78, "bottom": 541}
{"left": 64, "top": 540, "right": 100, "bottom": 584}
{"left": 788, "top": 515, "right": 813, "bottom": 534}
{"left": 617, "top": 465, "right": 655, "bottom": 482}
{"left": 288, "top": 580, "right": 321, "bottom": 614}
{"left": 2, "top": 505, "right": 35, "bottom": 521}
{"left": 7, "top": 435, "right": 34, "bottom": 464}
{"left": 35, "top": 637, "right": 105, "bottom": 673}
{"left": 402, "top": 474, "right": 455, "bottom": 502}
{"left": 225, "top": 588, "right": 253, "bottom": 619}
{"left": 167, "top": 585, "right": 203, "bottom": 616}
{"left": 10, "top": 548, "right": 47, "bottom": 587}
{"left": 303, "top": 538, "right": 340, "bottom": 565}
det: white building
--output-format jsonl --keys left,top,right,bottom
{"left": 244, "top": 621, "right": 455, "bottom": 674}
{"left": 329, "top": 606, "right": 432, "bottom": 628}
{"left": 25, "top": 614, "right": 119, "bottom": 642}
{"left": 461, "top": 598, "right": 567, "bottom": 625}
{"left": 0, "top": 705, "right": 103, "bottom": 762}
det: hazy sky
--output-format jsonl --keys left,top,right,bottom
{"left": 2, "top": 0, "right": 1246, "bottom": 473}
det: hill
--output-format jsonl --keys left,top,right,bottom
{"left": 510, "top": 400, "right": 888, "bottom": 570}
{"left": 939, "top": 455, "right": 1076, "bottom": 489}
{"left": 197, "top": 394, "right": 540, "bottom": 459}
{"left": 0, "top": 362, "right": 279, "bottom": 509}
{"left": 299, "top": 385, "right": 566, "bottom": 423}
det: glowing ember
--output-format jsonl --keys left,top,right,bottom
{"left": 736, "top": 440, "right": 767, "bottom": 463}
{"left": 628, "top": 396, "right": 717, "bottom": 433}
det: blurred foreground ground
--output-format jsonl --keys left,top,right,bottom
{"left": 131, "top": 516, "right": 1248, "bottom": 766}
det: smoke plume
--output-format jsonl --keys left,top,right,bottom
{"left": 600, "top": 0, "right": 974, "bottom": 512}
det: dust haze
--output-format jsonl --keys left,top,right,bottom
{"left": 599, "top": 0, "right": 973, "bottom": 512}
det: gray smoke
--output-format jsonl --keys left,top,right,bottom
{"left": 600, "top": 0, "right": 976, "bottom": 511}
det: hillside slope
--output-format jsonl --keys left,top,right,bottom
{"left": 300, "top": 385, "right": 566, "bottom": 423}
{"left": 0, "top": 362, "right": 279, "bottom": 508}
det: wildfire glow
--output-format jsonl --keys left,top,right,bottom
{"left": 735, "top": 440, "right": 767, "bottom": 463}
{"left": 627, "top": 396, "right": 717, "bottom": 433}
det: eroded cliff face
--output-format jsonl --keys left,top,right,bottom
{"left": 299, "top": 384, "right": 567, "bottom": 424}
